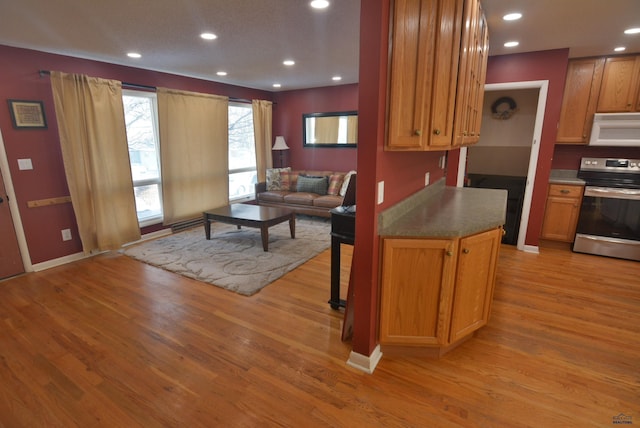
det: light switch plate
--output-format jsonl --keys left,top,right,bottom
{"left": 17, "top": 158, "right": 33, "bottom": 170}
{"left": 425, "top": 172, "right": 430, "bottom": 186}
{"left": 377, "top": 181, "right": 384, "bottom": 205}
{"left": 61, "top": 229, "right": 72, "bottom": 241}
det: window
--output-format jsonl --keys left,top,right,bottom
{"left": 228, "top": 103, "right": 257, "bottom": 199}
{"left": 122, "top": 90, "right": 163, "bottom": 226}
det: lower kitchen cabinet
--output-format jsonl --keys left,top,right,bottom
{"left": 379, "top": 227, "right": 502, "bottom": 352}
{"left": 541, "top": 184, "right": 584, "bottom": 242}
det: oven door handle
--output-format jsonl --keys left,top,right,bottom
{"left": 584, "top": 186, "right": 640, "bottom": 200}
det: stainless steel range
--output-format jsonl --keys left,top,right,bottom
{"left": 574, "top": 157, "right": 640, "bottom": 261}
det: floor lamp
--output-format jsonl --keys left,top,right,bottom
{"left": 272, "top": 136, "right": 289, "bottom": 168}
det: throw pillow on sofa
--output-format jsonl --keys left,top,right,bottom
{"left": 280, "top": 169, "right": 300, "bottom": 191}
{"left": 266, "top": 167, "right": 291, "bottom": 191}
{"left": 327, "top": 173, "right": 345, "bottom": 196}
{"left": 297, "top": 175, "right": 329, "bottom": 195}
{"left": 340, "top": 170, "right": 357, "bottom": 197}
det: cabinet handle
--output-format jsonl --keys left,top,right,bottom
{"left": 462, "top": 248, "right": 470, "bottom": 254}
{"left": 446, "top": 250, "right": 453, "bottom": 256}
{"left": 433, "top": 129, "right": 441, "bottom": 135}
{"left": 414, "top": 129, "right": 422, "bottom": 136}
{"left": 560, "top": 189, "right": 570, "bottom": 194}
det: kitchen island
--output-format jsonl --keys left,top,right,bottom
{"left": 378, "top": 180, "right": 507, "bottom": 357}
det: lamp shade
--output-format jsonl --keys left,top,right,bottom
{"left": 272, "top": 136, "right": 289, "bottom": 150}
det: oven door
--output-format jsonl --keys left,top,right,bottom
{"left": 574, "top": 186, "right": 640, "bottom": 261}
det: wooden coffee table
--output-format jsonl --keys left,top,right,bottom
{"left": 203, "top": 204, "right": 295, "bottom": 252}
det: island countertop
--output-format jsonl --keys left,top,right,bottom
{"left": 379, "top": 181, "right": 508, "bottom": 238}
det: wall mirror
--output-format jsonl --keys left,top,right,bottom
{"left": 302, "top": 111, "right": 358, "bottom": 147}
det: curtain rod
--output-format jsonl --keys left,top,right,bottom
{"left": 38, "top": 70, "right": 254, "bottom": 104}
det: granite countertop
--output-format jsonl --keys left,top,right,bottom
{"left": 549, "top": 169, "right": 585, "bottom": 186}
{"left": 379, "top": 181, "right": 508, "bottom": 238}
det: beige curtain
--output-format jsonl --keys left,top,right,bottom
{"left": 252, "top": 99, "right": 273, "bottom": 182}
{"left": 50, "top": 71, "right": 141, "bottom": 253}
{"left": 347, "top": 115, "right": 358, "bottom": 144}
{"left": 157, "top": 88, "right": 229, "bottom": 224}
{"left": 315, "top": 116, "right": 339, "bottom": 144}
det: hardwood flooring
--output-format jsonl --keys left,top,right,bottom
{"left": 0, "top": 243, "right": 638, "bottom": 427}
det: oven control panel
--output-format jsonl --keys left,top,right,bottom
{"left": 580, "top": 158, "right": 640, "bottom": 173}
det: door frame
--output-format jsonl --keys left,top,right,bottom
{"left": 0, "top": 127, "right": 33, "bottom": 272}
{"left": 456, "top": 80, "right": 548, "bottom": 253}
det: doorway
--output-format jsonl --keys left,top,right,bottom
{"left": 0, "top": 127, "right": 29, "bottom": 279}
{"left": 457, "top": 80, "right": 548, "bottom": 252}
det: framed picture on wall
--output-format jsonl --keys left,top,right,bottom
{"left": 7, "top": 99, "right": 47, "bottom": 129}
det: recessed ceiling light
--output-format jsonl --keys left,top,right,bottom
{"left": 283, "top": 60, "right": 295, "bottom": 66}
{"left": 624, "top": 27, "right": 640, "bottom": 34}
{"left": 127, "top": 52, "right": 141, "bottom": 58}
{"left": 273, "top": 83, "right": 282, "bottom": 88}
{"left": 614, "top": 47, "right": 626, "bottom": 52}
{"left": 503, "top": 12, "right": 522, "bottom": 21}
{"left": 504, "top": 41, "right": 519, "bottom": 48}
{"left": 216, "top": 71, "right": 227, "bottom": 76}
{"left": 200, "top": 32, "right": 217, "bottom": 40}
{"left": 332, "top": 76, "right": 342, "bottom": 81}
{"left": 310, "top": 0, "right": 329, "bottom": 9}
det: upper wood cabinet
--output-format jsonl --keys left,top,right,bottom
{"left": 556, "top": 58, "right": 605, "bottom": 145}
{"left": 386, "top": 0, "right": 488, "bottom": 151}
{"left": 596, "top": 55, "right": 640, "bottom": 112}
{"left": 453, "top": 0, "right": 489, "bottom": 147}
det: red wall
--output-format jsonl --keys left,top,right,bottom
{"left": 448, "top": 50, "right": 640, "bottom": 248}
{"left": 552, "top": 145, "right": 640, "bottom": 169}
{"left": 350, "top": 0, "right": 450, "bottom": 357}
{"left": 272, "top": 85, "right": 358, "bottom": 172}
{"left": 0, "top": 44, "right": 272, "bottom": 264}
{"left": 475, "top": 49, "right": 570, "bottom": 247}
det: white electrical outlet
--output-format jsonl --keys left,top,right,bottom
{"left": 61, "top": 229, "right": 72, "bottom": 241}
{"left": 17, "top": 158, "right": 33, "bottom": 170}
{"left": 377, "top": 181, "right": 384, "bottom": 205}
{"left": 425, "top": 172, "right": 430, "bottom": 186}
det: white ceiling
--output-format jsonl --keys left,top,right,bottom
{"left": 0, "top": 0, "right": 638, "bottom": 92}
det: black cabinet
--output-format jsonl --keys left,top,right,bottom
{"left": 466, "top": 174, "right": 526, "bottom": 245}
{"left": 329, "top": 207, "right": 355, "bottom": 309}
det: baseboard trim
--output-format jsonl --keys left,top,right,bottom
{"left": 32, "top": 251, "right": 91, "bottom": 272}
{"left": 523, "top": 244, "right": 539, "bottom": 254}
{"left": 32, "top": 229, "right": 172, "bottom": 272}
{"left": 346, "top": 345, "right": 382, "bottom": 374}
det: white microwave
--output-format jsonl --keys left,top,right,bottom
{"left": 589, "top": 113, "right": 640, "bottom": 147}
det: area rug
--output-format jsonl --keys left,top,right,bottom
{"left": 123, "top": 216, "right": 331, "bottom": 296}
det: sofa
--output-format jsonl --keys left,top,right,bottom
{"left": 255, "top": 168, "right": 356, "bottom": 218}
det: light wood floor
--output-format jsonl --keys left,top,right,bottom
{"left": 0, "top": 242, "right": 638, "bottom": 427}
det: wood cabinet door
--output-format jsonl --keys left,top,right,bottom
{"left": 556, "top": 58, "right": 605, "bottom": 144}
{"left": 449, "top": 228, "right": 501, "bottom": 343}
{"left": 453, "top": 0, "right": 488, "bottom": 147}
{"left": 386, "top": 0, "right": 432, "bottom": 150}
{"left": 597, "top": 55, "right": 640, "bottom": 112}
{"left": 386, "top": 0, "right": 463, "bottom": 151}
{"left": 379, "top": 238, "right": 457, "bottom": 345}
{"left": 428, "top": 0, "right": 463, "bottom": 149}
{"left": 541, "top": 185, "right": 583, "bottom": 242}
